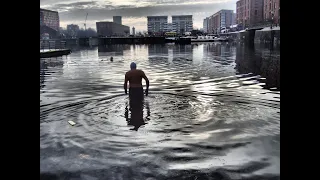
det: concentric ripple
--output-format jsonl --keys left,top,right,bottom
{"left": 40, "top": 43, "right": 280, "bottom": 179}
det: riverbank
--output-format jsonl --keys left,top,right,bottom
{"left": 52, "top": 28, "right": 280, "bottom": 47}
{"left": 254, "top": 27, "right": 280, "bottom": 44}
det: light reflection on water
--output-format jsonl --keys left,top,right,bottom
{"left": 40, "top": 43, "right": 280, "bottom": 180}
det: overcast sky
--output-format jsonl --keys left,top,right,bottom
{"left": 40, "top": 0, "right": 237, "bottom": 32}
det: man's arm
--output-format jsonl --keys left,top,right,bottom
{"left": 124, "top": 73, "right": 128, "bottom": 94}
{"left": 141, "top": 71, "right": 149, "bottom": 96}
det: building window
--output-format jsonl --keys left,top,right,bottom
{"left": 255, "top": 10, "right": 257, "bottom": 15}
{"left": 270, "top": 3, "right": 272, "bottom": 10}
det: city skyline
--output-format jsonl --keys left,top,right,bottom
{"left": 40, "top": 0, "right": 237, "bottom": 32}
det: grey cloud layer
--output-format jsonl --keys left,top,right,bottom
{"left": 59, "top": 3, "right": 235, "bottom": 21}
{"left": 40, "top": 0, "right": 236, "bottom": 30}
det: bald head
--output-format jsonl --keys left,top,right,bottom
{"left": 130, "top": 62, "right": 136, "bottom": 70}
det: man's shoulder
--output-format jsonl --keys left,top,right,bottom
{"left": 125, "top": 70, "right": 132, "bottom": 75}
{"left": 137, "top": 69, "right": 145, "bottom": 73}
{"left": 126, "top": 69, "right": 144, "bottom": 75}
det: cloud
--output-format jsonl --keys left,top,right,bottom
{"left": 40, "top": 0, "right": 237, "bottom": 31}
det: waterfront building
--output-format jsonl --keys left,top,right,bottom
{"left": 147, "top": 16, "right": 168, "bottom": 34}
{"left": 67, "top": 24, "right": 79, "bottom": 38}
{"left": 203, "top": 17, "right": 209, "bottom": 33}
{"left": 207, "top": 10, "right": 235, "bottom": 34}
{"left": 132, "top": 27, "right": 135, "bottom": 35}
{"left": 113, "top": 16, "right": 122, "bottom": 25}
{"left": 172, "top": 15, "right": 193, "bottom": 35}
{"left": 236, "top": 0, "right": 264, "bottom": 27}
{"left": 40, "top": 8, "right": 60, "bottom": 31}
{"left": 96, "top": 22, "right": 130, "bottom": 37}
{"left": 165, "top": 23, "right": 174, "bottom": 32}
{"left": 232, "top": 13, "right": 236, "bottom": 25}
{"left": 263, "top": 0, "right": 280, "bottom": 25}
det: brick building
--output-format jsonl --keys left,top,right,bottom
{"left": 207, "top": 10, "right": 235, "bottom": 34}
{"left": 40, "top": 8, "right": 60, "bottom": 31}
{"left": 236, "top": 0, "right": 264, "bottom": 27}
{"left": 263, "top": 0, "right": 280, "bottom": 24}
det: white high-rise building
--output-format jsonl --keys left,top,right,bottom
{"left": 165, "top": 23, "right": 173, "bottom": 32}
{"left": 147, "top": 16, "right": 168, "bottom": 34}
{"left": 172, "top": 15, "right": 193, "bottom": 35}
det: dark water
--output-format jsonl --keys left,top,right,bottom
{"left": 40, "top": 43, "right": 280, "bottom": 180}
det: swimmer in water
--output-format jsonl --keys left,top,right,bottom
{"left": 110, "top": 57, "right": 113, "bottom": 62}
{"left": 124, "top": 62, "right": 149, "bottom": 100}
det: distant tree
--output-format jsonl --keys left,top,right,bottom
{"left": 191, "top": 30, "right": 203, "bottom": 36}
{"left": 77, "top": 28, "right": 97, "bottom": 38}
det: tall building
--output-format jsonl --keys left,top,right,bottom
{"left": 96, "top": 22, "right": 130, "bottom": 37}
{"left": 67, "top": 24, "right": 79, "bottom": 38}
{"left": 113, "top": 16, "right": 122, "bottom": 25}
{"left": 263, "top": 0, "right": 280, "bottom": 24}
{"left": 172, "top": 15, "right": 193, "bottom": 34}
{"left": 40, "top": 8, "right": 60, "bottom": 31}
{"left": 232, "top": 13, "right": 236, "bottom": 25}
{"left": 236, "top": 0, "right": 264, "bottom": 27}
{"left": 208, "top": 15, "right": 213, "bottom": 33}
{"left": 132, "top": 27, "right": 135, "bottom": 35}
{"left": 208, "top": 10, "right": 235, "bottom": 34}
{"left": 147, "top": 16, "right": 168, "bottom": 34}
{"left": 203, "top": 17, "right": 209, "bottom": 33}
{"left": 166, "top": 23, "right": 173, "bottom": 32}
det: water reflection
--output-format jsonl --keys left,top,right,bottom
{"left": 40, "top": 59, "right": 64, "bottom": 91}
{"left": 125, "top": 99, "right": 150, "bottom": 131}
{"left": 148, "top": 44, "right": 169, "bottom": 62}
{"left": 40, "top": 43, "right": 280, "bottom": 179}
{"left": 98, "top": 44, "right": 131, "bottom": 56}
{"left": 235, "top": 43, "right": 280, "bottom": 90}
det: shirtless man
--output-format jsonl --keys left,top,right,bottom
{"left": 124, "top": 62, "right": 149, "bottom": 100}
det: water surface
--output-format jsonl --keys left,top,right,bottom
{"left": 40, "top": 43, "right": 280, "bottom": 180}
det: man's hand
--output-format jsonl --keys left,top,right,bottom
{"left": 124, "top": 73, "right": 128, "bottom": 94}
{"left": 145, "top": 89, "right": 148, "bottom": 96}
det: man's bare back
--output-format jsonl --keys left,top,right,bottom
{"left": 125, "top": 70, "right": 147, "bottom": 88}
{"left": 124, "top": 62, "right": 149, "bottom": 96}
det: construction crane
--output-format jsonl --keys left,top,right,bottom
{"left": 84, "top": 13, "right": 88, "bottom": 37}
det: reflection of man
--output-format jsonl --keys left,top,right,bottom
{"left": 124, "top": 62, "right": 149, "bottom": 100}
{"left": 125, "top": 100, "right": 145, "bottom": 131}
{"left": 125, "top": 100, "right": 150, "bottom": 131}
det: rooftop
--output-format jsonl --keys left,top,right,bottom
{"left": 40, "top": 8, "right": 58, "bottom": 13}
{"left": 147, "top": 16, "right": 168, "bottom": 18}
{"left": 172, "top": 15, "right": 192, "bottom": 17}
